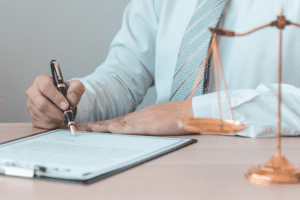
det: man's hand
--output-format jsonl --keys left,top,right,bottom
{"left": 85, "top": 100, "right": 194, "bottom": 136}
{"left": 26, "top": 75, "right": 85, "bottom": 129}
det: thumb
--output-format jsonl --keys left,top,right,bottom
{"left": 65, "top": 80, "right": 85, "bottom": 109}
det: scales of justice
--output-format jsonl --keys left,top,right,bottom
{"left": 180, "top": 7, "right": 300, "bottom": 184}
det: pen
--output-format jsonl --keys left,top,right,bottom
{"left": 50, "top": 60, "right": 76, "bottom": 136}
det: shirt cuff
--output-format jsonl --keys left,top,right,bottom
{"left": 192, "top": 92, "right": 219, "bottom": 119}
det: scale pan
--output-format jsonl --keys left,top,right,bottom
{"left": 180, "top": 118, "right": 246, "bottom": 134}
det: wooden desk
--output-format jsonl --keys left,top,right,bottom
{"left": 1, "top": 123, "right": 300, "bottom": 200}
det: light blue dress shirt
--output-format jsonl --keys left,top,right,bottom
{"left": 71, "top": 0, "right": 300, "bottom": 138}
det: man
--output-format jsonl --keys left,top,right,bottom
{"left": 26, "top": 0, "right": 300, "bottom": 137}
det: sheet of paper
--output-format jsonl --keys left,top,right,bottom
{"left": 0, "top": 130, "right": 191, "bottom": 180}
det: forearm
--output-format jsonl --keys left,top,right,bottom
{"left": 73, "top": 75, "right": 131, "bottom": 122}
{"left": 68, "top": 0, "right": 159, "bottom": 122}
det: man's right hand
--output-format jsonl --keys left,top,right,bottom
{"left": 26, "top": 75, "right": 85, "bottom": 129}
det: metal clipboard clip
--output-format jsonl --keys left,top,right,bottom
{"left": 0, "top": 160, "right": 46, "bottom": 178}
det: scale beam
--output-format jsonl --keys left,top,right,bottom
{"left": 180, "top": 6, "right": 300, "bottom": 184}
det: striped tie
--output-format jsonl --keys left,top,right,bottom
{"left": 169, "top": 0, "right": 227, "bottom": 102}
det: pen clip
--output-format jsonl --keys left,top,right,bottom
{"left": 52, "top": 60, "right": 63, "bottom": 81}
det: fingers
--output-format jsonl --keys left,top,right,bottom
{"left": 85, "top": 101, "right": 193, "bottom": 136}
{"left": 27, "top": 98, "right": 65, "bottom": 130}
{"left": 27, "top": 98, "right": 64, "bottom": 123}
{"left": 85, "top": 108, "right": 152, "bottom": 134}
{"left": 84, "top": 102, "right": 190, "bottom": 136}
{"left": 109, "top": 123, "right": 143, "bottom": 135}
{"left": 26, "top": 87, "right": 66, "bottom": 122}
{"left": 26, "top": 75, "right": 68, "bottom": 129}
{"left": 36, "top": 76, "right": 70, "bottom": 110}
{"left": 58, "top": 121, "right": 69, "bottom": 129}
{"left": 26, "top": 76, "right": 86, "bottom": 130}
{"left": 28, "top": 108, "right": 59, "bottom": 130}
{"left": 65, "top": 80, "right": 85, "bottom": 110}
{"left": 85, "top": 119, "right": 114, "bottom": 132}
{"left": 85, "top": 115, "right": 143, "bottom": 134}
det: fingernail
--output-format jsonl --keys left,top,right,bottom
{"left": 69, "top": 93, "right": 77, "bottom": 102}
{"left": 60, "top": 101, "right": 68, "bottom": 110}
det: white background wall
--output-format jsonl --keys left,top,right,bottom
{"left": 0, "top": 0, "right": 157, "bottom": 123}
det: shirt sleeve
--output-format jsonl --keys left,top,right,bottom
{"left": 192, "top": 83, "right": 300, "bottom": 138}
{"left": 68, "top": 0, "right": 159, "bottom": 122}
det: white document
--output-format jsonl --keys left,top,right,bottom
{"left": 0, "top": 130, "right": 194, "bottom": 182}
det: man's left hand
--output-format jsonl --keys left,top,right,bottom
{"left": 85, "top": 100, "right": 194, "bottom": 136}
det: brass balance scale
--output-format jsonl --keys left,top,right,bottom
{"left": 180, "top": 7, "right": 300, "bottom": 184}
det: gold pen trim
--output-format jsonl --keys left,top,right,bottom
{"left": 53, "top": 61, "right": 63, "bottom": 80}
{"left": 56, "top": 83, "right": 66, "bottom": 88}
{"left": 68, "top": 121, "right": 75, "bottom": 127}
{"left": 64, "top": 110, "right": 73, "bottom": 115}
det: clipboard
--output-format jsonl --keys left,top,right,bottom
{"left": 0, "top": 129, "right": 197, "bottom": 185}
